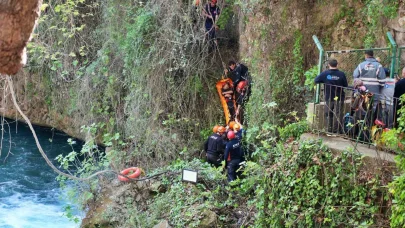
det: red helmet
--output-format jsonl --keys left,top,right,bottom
{"left": 237, "top": 81, "right": 247, "bottom": 91}
{"left": 211, "top": 0, "right": 217, "bottom": 3}
{"left": 227, "top": 131, "right": 235, "bottom": 140}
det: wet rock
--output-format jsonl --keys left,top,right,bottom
{"left": 81, "top": 197, "right": 113, "bottom": 228}
{"left": 136, "top": 180, "right": 145, "bottom": 189}
{"left": 135, "top": 194, "right": 142, "bottom": 202}
{"left": 153, "top": 220, "right": 171, "bottom": 228}
{"left": 199, "top": 210, "right": 217, "bottom": 228}
{"left": 149, "top": 180, "right": 165, "bottom": 193}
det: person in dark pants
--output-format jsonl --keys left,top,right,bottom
{"left": 202, "top": 0, "right": 220, "bottom": 44}
{"left": 224, "top": 131, "right": 244, "bottom": 182}
{"left": 226, "top": 61, "right": 251, "bottom": 124}
{"left": 353, "top": 50, "right": 386, "bottom": 113}
{"left": 394, "top": 67, "right": 405, "bottom": 128}
{"left": 314, "top": 59, "right": 348, "bottom": 133}
{"left": 204, "top": 126, "right": 226, "bottom": 167}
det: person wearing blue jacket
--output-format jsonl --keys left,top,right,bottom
{"left": 224, "top": 131, "right": 244, "bottom": 182}
{"left": 314, "top": 59, "right": 348, "bottom": 133}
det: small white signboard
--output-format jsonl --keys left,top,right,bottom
{"left": 182, "top": 169, "right": 198, "bottom": 184}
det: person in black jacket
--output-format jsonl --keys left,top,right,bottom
{"left": 227, "top": 60, "right": 249, "bottom": 88}
{"left": 394, "top": 67, "right": 405, "bottom": 128}
{"left": 226, "top": 60, "right": 252, "bottom": 123}
{"left": 314, "top": 59, "right": 348, "bottom": 133}
{"left": 204, "top": 126, "right": 226, "bottom": 167}
{"left": 224, "top": 130, "right": 244, "bottom": 182}
{"left": 202, "top": 0, "right": 220, "bottom": 44}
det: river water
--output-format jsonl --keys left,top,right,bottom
{"left": 0, "top": 120, "right": 80, "bottom": 228}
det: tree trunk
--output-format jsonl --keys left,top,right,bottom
{"left": 0, "top": 0, "right": 42, "bottom": 75}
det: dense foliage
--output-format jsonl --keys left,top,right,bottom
{"left": 381, "top": 95, "right": 405, "bottom": 227}
{"left": 28, "top": 0, "right": 239, "bottom": 170}
{"left": 96, "top": 122, "right": 391, "bottom": 227}
{"left": 20, "top": 0, "right": 402, "bottom": 226}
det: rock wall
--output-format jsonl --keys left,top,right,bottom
{"left": 0, "top": 72, "right": 86, "bottom": 140}
{"left": 0, "top": 0, "right": 42, "bottom": 75}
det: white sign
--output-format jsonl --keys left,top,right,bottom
{"left": 182, "top": 169, "right": 198, "bottom": 183}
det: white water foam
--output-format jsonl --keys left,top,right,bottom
{"left": 0, "top": 193, "right": 79, "bottom": 228}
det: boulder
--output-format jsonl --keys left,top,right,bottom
{"left": 199, "top": 210, "right": 217, "bottom": 228}
{"left": 149, "top": 180, "right": 165, "bottom": 193}
{"left": 153, "top": 220, "right": 171, "bottom": 228}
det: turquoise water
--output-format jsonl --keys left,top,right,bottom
{"left": 0, "top": 120, "right": 81, "bottom": 228}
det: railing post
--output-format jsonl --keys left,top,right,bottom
{"left": 387, "top": 32, "right": 397, "bottom": 79}
{"left": 398, "top": 47, "right": 403, "bottom": 75}
{"left": 313, "top": 35, "right": 324, "bottom": 104}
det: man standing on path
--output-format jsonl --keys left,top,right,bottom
{"left": 353, "top": 50, "right": 386, "bottom": 109}
{"left": 394, "top": 67, "right": 405, "bottom": 128}
{"left": 202, "top": 0, "right": 220, "bottom": 44}
{"left": 315, "top": 59, "right": 348, "bottom": 133}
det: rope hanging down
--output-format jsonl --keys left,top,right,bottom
{"left": 5, "top": 75, "right": 166, "bottom": 182}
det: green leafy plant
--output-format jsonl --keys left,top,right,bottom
{"left": 304, "top": 66, "right": 319, "bottom": 92}
{"left": 278, "top": 120, "right": 309, "bottom": 141}
{"left": 249, "top": 140, "right": 387, "bottom": 227}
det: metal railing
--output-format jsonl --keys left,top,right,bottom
{"left": 397, "top": 46, "right": 405, "bottom": 76}
{"left": 310, "top": 84, "right": 399, "bottom": 145}
{"left": 313, "top": 32, "right": 399, "bottom": 103}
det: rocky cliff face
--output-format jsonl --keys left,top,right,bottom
{"left": 2, "top": 0, "right": 405, "bottom": 140}
{"left": 0, "top": 72, "right": 85, "bottom": 140}
{"left": 0, "top": 0, "right": 42, "bottom": 75}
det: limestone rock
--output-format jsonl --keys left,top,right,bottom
{"left": 81, "top": 197, "right": 113, "bottom": 228}
{"left": 153, "top": 220, "right": 171, "bottom": 228}
{"left": 149, "top": 180, "right": 165, "bottom": 193}
{"left": 0, "top": 0, "right": 43, "bottom": 75}
{"left": 199, "top": 210, "right": 217, "bottom": 228}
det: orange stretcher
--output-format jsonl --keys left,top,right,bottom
{"left": 216, "top": 78, "right": 236, "bottom": 124}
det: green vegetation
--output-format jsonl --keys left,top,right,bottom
{"left": 362, "top": 0, "right": 398, "bottom": 47}
{"left": 19, "top": 0, "right": 403, "bottom": 226}
{"left": 29, "top": 0, "right": 229, "bottom": 169}
{"left": 381, "top": 96, "right": 405, "bottom": 227}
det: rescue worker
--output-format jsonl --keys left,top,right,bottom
{"left": 226, "top": 61, "right": 251, "bottom": 123}
{"left": 353, "top": 50, "right": 386, "bottom": 110}
{"left": 235, "top": 80, "right": 248, "bottom": 122}
{"left": 224, "top": 130, "right": 244, "bottom": 182}
{"left": 226, "top": 60, "right": 249, "bottom": 88}
{"left": 202, "top": 0, "right": 220, "bottom": 44}
{"left": 315, "top": 59, "right": 348, "bottom": 133}
{"left": 394, "top": 67, "right": 405, "bottom": 128}
{"left": 233, "top": 121, "right": 243, "bottom": 141}
{"left": 379, "top": 68, "right": 395, "bottom": 128}
{"left": 204, "top": 126, "right": 226, "bottom": 167}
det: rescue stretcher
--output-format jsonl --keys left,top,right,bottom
{"left": 215, "top": 78, "right": 236, "bottom": 124}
